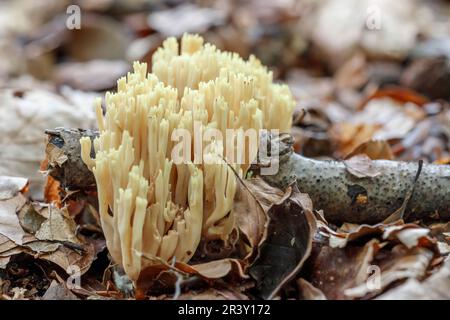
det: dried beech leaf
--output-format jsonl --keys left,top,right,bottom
{"left": 376, "top": 259, "right": 450, "bottom": 299}
{"left": 308, "top": 239, "right": 381, "bottom": 300}
{"left": 40, "top": 242, "right": 96, "bottom": 275}
{"left": 297, "top": 278, "right": 327, "bottom": 300}
{"left": 243, "top": 176, "right": 289, "bottom": 212}
{"left": 0, "top": 176, "right": 28, "bottom": 200}
{"left": 0, "top": 193, "right": 27, "bottom": 244}
{"left": 249, "top": 183, "right": 316, "bottom": 299}
{"left": 188, "top": 259, "right": 248, "bottom": 280}
{"left": 344, "top": 246, "right": 434, "bottom": 298}
{"left": 35, "top": 206, "right": 80, "bottom": 244}
{"left": 43, "top": 280, "right": 79, "bottom": 300}
{"left": 344, "top": 154, "right": 381, "bottom": 178}
{"left": 233, "top": 177, "right": 269, "bottom": 252}
{"left": 345, "top": 140, "right": 394, "bottom": 160}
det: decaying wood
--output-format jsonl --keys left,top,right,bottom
{"left": 44, "top": 129, "right": 450, "bottom": 224}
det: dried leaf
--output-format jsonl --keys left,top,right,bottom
{"left": 40, "top": 242, "right": 96, "bottom": 275}
{"left": 0, "top": 176, "right": 28, "bottom": 200}
{"left": 344, "top": 154, "right": 381, "bottom": 178}
{"left": 43, "top": 280, "right": 79, "bottom": 300}
{"left": 308, "top": 239, "right": 382, "bottom": 300}
{"left": 297, "top": 278, "right": 326, "bottom": 300}
{"left": 188, "top": 259, "right": 248, "bottom": 280}
{"left": 0, "top": 193, "right": 27, "bottom": 244}
{"left": 361, "top": 87, "right": 429, "bottom": 108}
{"left": 17, "top": 202, "right": 46, "bottom": 234}
{"left": 232, "top": 177, "right": 269, "bottom": 254}
{"left": 376, "top": 260, "right": 450, "bottom": 300}
{"left": 345, "top": 140, "right": 394, "bottom": 160}
{"left": 344, "top": 246, "right": 434, "bottom": 298}
{"left": 35, "top": 205, "right": 80, "bottom": 244}
{"left": 383, "top": 225, "right": 435, "bottom": 249}
{"left": 243, "top": 176, "right": 290, "bottom": 212}
{"left": 249, "top": 184, "right": 316, "bottom": 299}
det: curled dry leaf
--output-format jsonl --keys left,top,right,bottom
{"left": 344, "top": 140, "right": 394, "bottom": 160}
{"left": 187, "top": 259, "right": 248, "bottom": 280}
{"left": 297, "top": 278, "right": 326, "bottom": 300}
{"left": 0, "top": 176, "right": 28, "bottom": 201}
{"left": 136, "top": 258, "right": 248, "bottom": 295}
{"left": 64, "top": 14, "right": 131, "bottom": 62}
{"left": 344, "top": 246, "right": 434, "bottom": 299}
{"left": 344, "top": 154, "right": 381, "bottom": 178}
{"left": 308, "top": 239, "right": 382, "bottom": 300}
{"left": 39, "top": 243, "right": 96, "bottom": 275}
{"left": 382, "top": 224, "right": 435, "bottom": 249}
{"left": 0, "top": 192, "right": 96, "bottom": 274}
{"left": 376, "top": 259, "right": 450, "bottom": 300}
{"left": 233, "top": 176, "right": 290, "bottom": 261}
{"left": 34, "top": 205, "right": 80, "bottom": 244}
{"left": 360, "top": 87, "right": 430, "bottom": 109}
{"left": 0, "top": 193, "right": 27, "bottom": 245}
{"left": 42, "top": 280, "right": 79, "bottom": 300}
{"left": 243, "top": 176, "right": 290, "bottom": 212}
{"left": 310, "top": 213, "right": 439, "bottom": 299}
{"left": 249, "top": 183, "right": 316, "bottom": 299}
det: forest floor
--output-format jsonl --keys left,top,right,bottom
{"left": 0, "top": 0, "right": 449, "bottom": 300}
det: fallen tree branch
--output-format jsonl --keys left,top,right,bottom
{"left": 261, "top": 134, "right": 450, "bottom": 224}
{"left": 44, "top": 129, "right": 450, "bottom": 224}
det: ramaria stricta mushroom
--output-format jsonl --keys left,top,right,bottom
{"left": 80, "top": 34, "right": 295, "bottom": 282}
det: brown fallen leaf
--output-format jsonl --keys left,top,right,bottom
{"left": 35, "top": 205, "right": 81, "bottom": 244}
{"left": 249, "top": 183, "right": 316, "bottom": 299}
{"left": 42, "top": 280, "right": 79, "bottom": 300}
{"left": 383, "top": 224, "right": 436, "bottom": 249}
{"left": 297, "top": 278, "right": 326, "bottom": 300}
{"left": 39, "top": 242, "right": 96, "bottom": 275}
{"left": 345, "top": 140, "right": 394, "bottom": 160}
{"left": 0, "top": 193, "right": 27, "bottom": 244}
{"left": 376, "top": 259, "right": 450, "bottom": 300}
{"left": 243, "top": 176, "right": 290, "bottom": 212}
{"left": 344, "top": 246, "right": 434, "bottom": 299}
{"left": 344, "top": 154, "right": 381, "bottom": 178}
{"left": 360, "top": 86, "right": 430, "bottom": 109}
{"left": 330, "top": 123, "right": 381, "bottom": 157}
{"left": 232, "top": 177, "right": 269, "bottom": 254}
{"left": 188, "top": 259, "right": 248, "bottom": 280}
{"left": 311, "top": 212, "right": 439, "bottom": 299}
{"left": 308, "top": 239, "right": 382, "bottom": 300}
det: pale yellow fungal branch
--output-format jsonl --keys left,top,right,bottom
{"left": 80, "top": 34, "right": 295, "bottom": 282}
